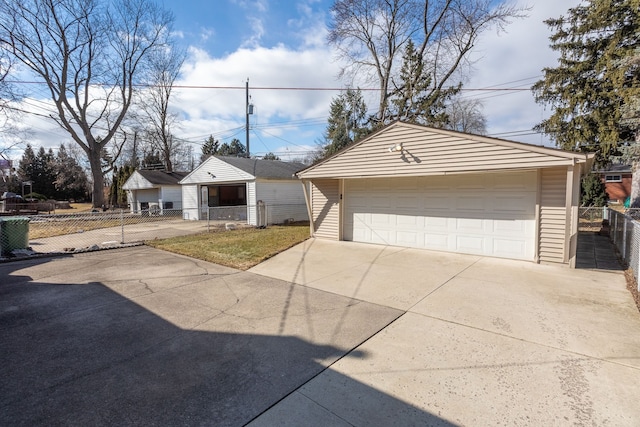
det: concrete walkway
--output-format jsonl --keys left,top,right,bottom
{"left": 576, "top": 230, "right": 624, "bottom": 270}
{"left": 1, "top": 239, "right": 639, "bottom": 426}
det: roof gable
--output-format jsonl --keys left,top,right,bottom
{"left": 123, "top": 170, "right": 187, "bottom": 190}
{"left": 180, "top": 156, "right": 305, "bottom": 184}
{"left": 297, "top": 122, "right": 595, "bottom": 179}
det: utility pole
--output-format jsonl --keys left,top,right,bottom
{"left": 245, "top": 78, "right": 250, "bottom": 158}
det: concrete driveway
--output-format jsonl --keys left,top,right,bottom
{"left": 249, "top": 239, "right": 640, "bottom": 426}
{"left": 1, "top": 240, "right": 639, "bottom": 426}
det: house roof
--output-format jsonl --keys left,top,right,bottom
{"left": 297, "top": 121, "right": 596, "bottom": 179}
{"left": 180, "top": 156, "right": 306, "bottom": 185}
{"left": 595, "top": 164, "right": 633, "bottom": 174}
{"left": 215, "top": 156, "right": 306, "bottom": 179}
{"left": 136, "top": 170, "right": 189, "bottom": 185}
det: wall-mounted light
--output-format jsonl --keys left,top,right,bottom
{"left": 388, "top": 143, "right": 403, "bottom": 153}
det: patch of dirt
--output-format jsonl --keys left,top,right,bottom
{"left": 624, "top": 269, "right": 640, "bottom": 313}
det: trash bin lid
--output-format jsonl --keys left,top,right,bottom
{"left": 0, "top": 216, "right": 31, "bottom": 223}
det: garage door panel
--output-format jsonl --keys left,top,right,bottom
{"left": 396, "top": 231, "right": 419, "bottom": 246}
{"left": 344, "top": 172, "right": 536, "bottom": 260}
{"left": 493, "top": 238, "right": 528, "bottom": 257}
{"left": 456, "top": 235, "right": 485, "bottom": 252}
{"left": 456, "top": 218, "right": 485, "bottom": 232}
{"left": 493, "top": 219, "right": 529, "bottom": 234}
{"left": 396, "top": 214, "right": 420, "bottom": 226}
{"left": 494, "top": 194, "right": 534, "bottom": 214}
{"left": 425, "top": 233, "right": 449, "bottom": 249}
{"left": 425, "top": 216, "right": 448, "bottom": 227}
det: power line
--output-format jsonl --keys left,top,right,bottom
{"left": 6, "top": 79, "right": 533, "bottom": 92}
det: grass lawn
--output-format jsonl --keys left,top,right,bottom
{"left": 146, "top": 224, "right": 310, "bottom": 270}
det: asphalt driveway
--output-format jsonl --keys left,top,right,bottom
{"left": 1, "top": 240, "right": 640, "bottom": 426}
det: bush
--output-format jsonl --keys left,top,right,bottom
{"left": 581, "top": 173, "right": 608, "bottom": 207}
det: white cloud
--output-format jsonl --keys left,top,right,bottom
{"left": 176, "top": 44, "right": 342, "bottom": 122}
{"left": 465, "top": 0, "right": 582, "bottom": 146}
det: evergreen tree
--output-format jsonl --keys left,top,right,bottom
{"left": 387, "top": 39, "right": 459, "bottom": 127}
{"left": 54, "top": 144, "right": 89, "bottom": 200}
{"left": 532, "top": 0, "right": 640, "bottom": 164}
{"left": 109, "top": 165, "right": 134, "bottom": 207}
{"left": 38, "top": 147, "right": 57, "bottom": 198}
{"left": 218, "top": 138, "right": 246, "bottom": 156}
{"left": 322, "top": 88, "right": 368, "bottom": 158}
{"left": 17, "top": 144, "right": 36, "bottom": 187}
{"left": 581, "top": 173, "right": 608, "bottom": 207}
{"left": 201, "top": 135, "right": 219, "bottom": 162}
{"left": 263, "top": 152, "right": 280, "bottom": 160}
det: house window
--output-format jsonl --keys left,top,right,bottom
{"left": 605, "top": 175, "right": 622, "bottom": 182}
{"left": 207, "top": 184, "right": 246, "bottom": 207}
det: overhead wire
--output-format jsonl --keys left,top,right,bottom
{"left": 3, "top": 74, "right": 557, "bottom": 156}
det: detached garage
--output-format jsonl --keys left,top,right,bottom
{"left": 297, "top": 122, "right": 594, "bottom": 267}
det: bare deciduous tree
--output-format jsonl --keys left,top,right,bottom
{"left": 328, "top": 0, "right": 526, "bottom": 125}
{"left": 444, "top": 96, "right": 487, "bottom": 135}
{"left": 138, "top": 46, "right": 185, "bottom": 172}
{"left": 0, "top": 0, "right": 175, "bottom": 207}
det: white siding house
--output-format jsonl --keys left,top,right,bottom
{"left": 180, "top": 156, "right": 307, "bottom": 225}
{"left": 297, "top": 122, "right": 595, "bottom": 267}
{"left": 122, "top": 170, "right": 189, "bottom": 213}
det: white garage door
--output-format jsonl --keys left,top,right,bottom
{"left": 344, "top": 172, "right": 537, "bottom": 260}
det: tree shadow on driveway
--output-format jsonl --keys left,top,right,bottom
{"left": 0, "top": 255, "right": 456, "bottom": 426}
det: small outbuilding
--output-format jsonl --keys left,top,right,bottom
{"left": 122, "top": 170, "right": 188, "bottom": 214}
{"left": 180, "top": 156, "right": 307, "bottom": 226}
{"left": 296, "top": 122, "right": 595, "bottom": 267}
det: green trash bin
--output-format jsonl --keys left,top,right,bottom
{"left": 0, "top": 216, "right": 30, "bottom": 255}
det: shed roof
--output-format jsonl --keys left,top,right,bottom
{"left": 297, "top": 122, "right": 595, "bottom": 179}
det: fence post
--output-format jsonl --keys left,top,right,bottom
{"left": 622, "top": 217, "right": 627, "bottom": 259}
{"left": 613, "top": 213, "right": 618, "bottom": 245}
{"left": 120, "top": 209, "right": 124, "bottom": 244}
{"left": 207, "top": 207, "right": 210, "bottom": 233}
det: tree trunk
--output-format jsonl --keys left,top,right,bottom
{"left": 88, "top": 150, "right": 105, "bottom": 208}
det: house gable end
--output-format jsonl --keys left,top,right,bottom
{"left": 298, "top": 122, "right": 593, "bottom": 179}
{"left": 179, "top": 157, "right": 255, "bottom": 184}
{"left": 122, "top": 171, "right": 154, "bottom": 190}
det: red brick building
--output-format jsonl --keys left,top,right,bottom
{"left": 596, "top": 165, "right": 632, "bottom": 204}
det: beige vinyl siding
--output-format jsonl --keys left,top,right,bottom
{"left": 311, "top": 179, "right": 340, "bottom": 240}
{"left": 539, "top": 167, "right": 567, "bottom": 263}
{"left": 300, "top": 123, "right": 579, "bottom": 179}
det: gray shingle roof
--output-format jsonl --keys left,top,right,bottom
{"left": 137, "top": 170, "right": 189, "bottom": 185}
{"left": 216, "top": 156, "right": 305, "bottom": 179}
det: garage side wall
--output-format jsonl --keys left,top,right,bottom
{"left": 539, "top": 167, "right": 568, "bottom": 263}
{"left": 311, "top": 179, "right": 340, "bottom": 240}
{"left": 182, "top": 184, "right": 199, "bottom": 220}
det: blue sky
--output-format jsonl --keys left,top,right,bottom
{"left": 9, "top": 0, "right": 582, "bottom": 164}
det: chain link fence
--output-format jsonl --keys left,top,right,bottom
{"left": 0, "top": 203, "right": 308, "bottom": 259}
{"left": 578, "top": 206, "right": 605, "bottom": 231}
{"left": 608, "top": 209, "right": 640, "bottom": 286}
